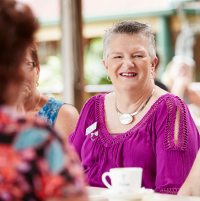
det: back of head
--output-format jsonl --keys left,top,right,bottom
{"left": 102, "top": 20, "right": 156, "bottom": 63}
{"left": 0, "top": 0, "right": 38, "bottom": 104}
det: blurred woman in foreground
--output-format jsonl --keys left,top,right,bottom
{"left": 16, "top": 43, "right": 79, "bottom": 140}
{"left": 0, "top": 0, "right": 87, "bottom": 200}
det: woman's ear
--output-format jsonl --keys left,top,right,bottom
{"left": 151, "top": 57, "right": 158, "bottom": 74}
{"left": 36, "top": 65, "right": 40, "bottom": 82}
{"left": 151, "top": 57, "right": 158, "bottom": 69}
{"left": 102, "top": 59, "right": 109, "bottom": 75}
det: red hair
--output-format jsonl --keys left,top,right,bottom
{"left": 0, "top": 0, "right": 38, "bottom": 104}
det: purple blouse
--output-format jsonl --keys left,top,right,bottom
{"left": 69, "top": 93, "right": 199, "bottom": 194}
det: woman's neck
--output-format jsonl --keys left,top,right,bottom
{"left": 15, "top": 89, "right": 40, "bottom": 114}
{"left": 114, "top": 81, "right": 155, "bottom": 114}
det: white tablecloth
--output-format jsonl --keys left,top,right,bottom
{"left": 86, "top": 186, "right": 200, "bottom": 201}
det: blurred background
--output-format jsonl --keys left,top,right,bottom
{"left": 17, "top": 0, "right": 200, "bottom": 113}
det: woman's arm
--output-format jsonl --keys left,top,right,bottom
{"left": 188, "top": 89, "right": 200, "bottom": 108}
{"left": 46, "top": 194, "right": 89, "bottom": 201}
{"left": 171, "top": 77, "right": 188, "bottom": 100}
{"left": 55, "top": 104, "right": 79, "bottom": 141}
{"left": 178, "top": 150, "right": 200, "bottom": 196}
{"left": 154, "top": 96, "right": 199, "bottom": 194}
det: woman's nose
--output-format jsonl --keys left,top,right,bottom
{"left": 122, "top": 58, "right": 134, "bottom": 68}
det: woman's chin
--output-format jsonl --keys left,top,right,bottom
{"left": 117, "top": 85, "right": 138, "bottom": 92}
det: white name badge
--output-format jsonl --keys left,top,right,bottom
{"left": 86, "top": 122, "right": 97, "bottom": 136}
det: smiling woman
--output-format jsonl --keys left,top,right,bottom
{"left": 69, "top": 20, "right": 200, "bottom": 194}
{"left": 103, "top": 33, "right": 155, "bottom": 93}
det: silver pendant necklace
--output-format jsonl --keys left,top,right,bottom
{"left": 115, "top": 88, "right": 155, "bottom": 125}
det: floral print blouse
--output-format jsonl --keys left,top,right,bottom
{"left": 0, "top": 105, "right": 86, "bottom": 201}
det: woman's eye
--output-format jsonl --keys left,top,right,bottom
{"left": 114, "top": 56, "right": 122, "bottom": 58}
{"left": 134, "top": 55, "right": 142, "bottom": 58}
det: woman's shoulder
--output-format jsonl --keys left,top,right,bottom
{"left": 153, "top": 86, "right": 186, "bottom": 108}
{"left": 38, "top": 96, "right": 64, "bottom": 114}
{"left": 47, "top": 97, "right": 65, "bottom": 107}
{"left": 74, "top": 93, "right": 107, "bottom": 126}
{"left": 0, "top": 106, "right": 55, "bottom": 139}
{"left": 148, "top": 88, "right": 189, "bottom": 122}
{"left": 87, "top": 93, "right": 107, "bottom": 102}
{"left": 156, "top": 93, "right": 186, "bottom": 109}
{"left": 81, "top": 93, "right": 107, "bottom": 111}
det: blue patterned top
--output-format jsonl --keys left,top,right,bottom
{"left": 37, "top": 97, "right": 65, "bottom": 126}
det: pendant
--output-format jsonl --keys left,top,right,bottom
{"left": 119, "top": 114, "right": 133, "bottom": 125}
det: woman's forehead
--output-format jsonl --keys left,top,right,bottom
{"left": 23, "top": 48, "right": 32, "bottom": 60}
{"left": 109, "top": 34, "right": 149, "bottom": 51}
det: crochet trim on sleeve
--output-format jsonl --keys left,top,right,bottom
{"left": 164, "top": 96, "right": 188, "bottom": 151}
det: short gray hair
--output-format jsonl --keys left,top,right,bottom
{"left": 102, "top": 20, "right": 156, "bottom": 63}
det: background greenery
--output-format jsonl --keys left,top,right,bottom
{"left": 84, "top": 37, "right": 110, "bottom": 85}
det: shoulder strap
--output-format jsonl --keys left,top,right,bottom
{"left": 37, "top": 98, "right": 66, "bottom": 126}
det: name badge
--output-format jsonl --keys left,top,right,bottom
{"left": 86, "top": 122, "right": 97, "bottom": 136}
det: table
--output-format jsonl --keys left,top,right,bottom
{"left": 86, "top": 186, "right": 200, "bottom": 201}
{"left": 194, "top": 118, "right": 200, "bottom": 132}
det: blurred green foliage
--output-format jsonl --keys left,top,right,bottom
{"left": 39, "top": 37, "right": 111, "bottom": 91}
{"left": 84, "top": 38, "right": 110, "bottom": 85}
{"left": 39, "top": 55, "right": 63, "bottom": 100}
{"left": 39, "top": 55, "right": 63, "bottom": 88}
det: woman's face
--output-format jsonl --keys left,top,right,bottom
{"left": 103, "top": 34, "right": 157, "bottom": 92}
{"left": 20, "top": 48, "right": 40, "bottom": 100}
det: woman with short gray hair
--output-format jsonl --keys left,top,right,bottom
{"left": 69, "top": 20, "right": 199, "bottom": 194}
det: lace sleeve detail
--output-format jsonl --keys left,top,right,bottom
{"left": 164, "top": 96, "right": 188, "bottom": 151}
{"left": 155, "top": 187, "right": 179, "bottom": 195}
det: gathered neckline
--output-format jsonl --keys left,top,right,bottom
{"left": 96, "top": 92, "right": 172, "bottom": 147}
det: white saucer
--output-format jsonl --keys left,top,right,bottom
{"left": 100, "top": 188, "right": 154, "bottom": 201}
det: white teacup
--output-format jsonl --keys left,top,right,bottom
{"left": 102, "top": 167, "right": 143, "bottom": 194}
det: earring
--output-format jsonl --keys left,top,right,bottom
{"left": 107, "top": 76, "right": 111, "bottom": 82}
{"left": 36, "top": 82, "right": 39, "bottom": 87}
{"left": 151, "top": 72, "right": 155, "bottom": 79}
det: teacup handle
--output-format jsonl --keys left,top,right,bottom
{"left": 102, "top": 172, "right": 112, "bottom": 189}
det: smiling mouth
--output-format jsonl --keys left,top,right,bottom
{"left": 120, "top": 73, "right": 137, "bottom": 77}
